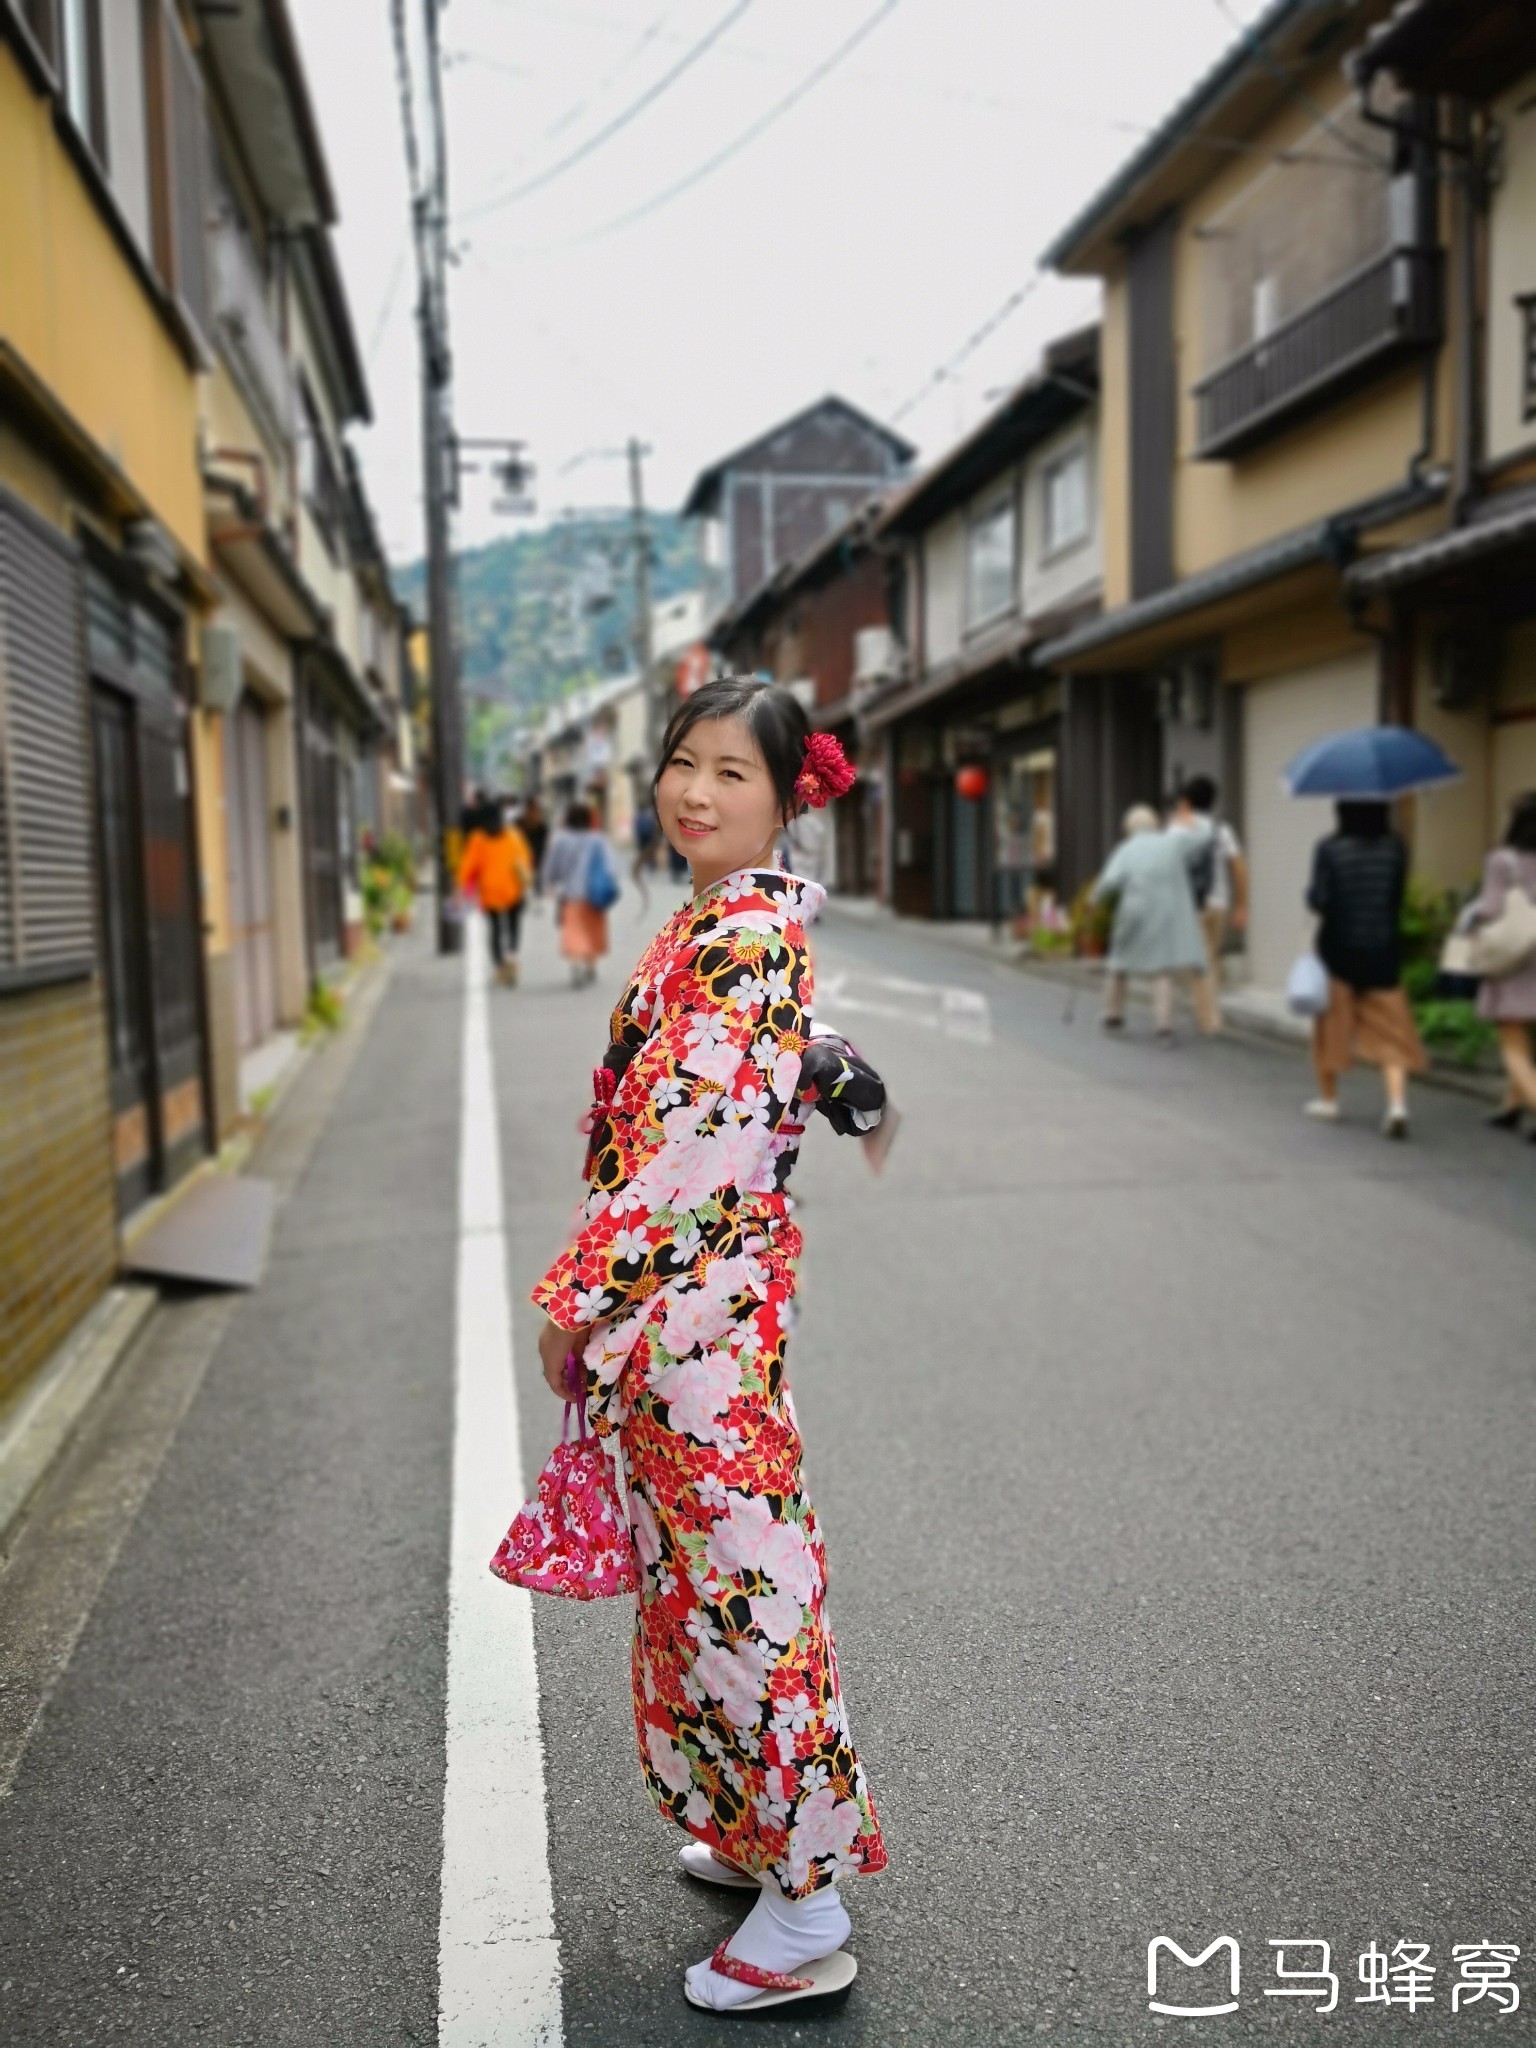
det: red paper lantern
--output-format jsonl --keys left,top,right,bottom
{"left": 955, "top": 763, "right": 989, "bottom": 801}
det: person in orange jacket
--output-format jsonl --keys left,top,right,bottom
{"left": 458, "top": 802, "right": 535, "bottom": 986}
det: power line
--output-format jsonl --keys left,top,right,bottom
{"left": 533, "top": 11, "right": 669, "bottom": 146}
{"left": 366, "top": 237, "right": 411, "bottom": 367}
{"left": 883, "top": 3, "right": 1391, "bottom": 436}
{"left": 460, "top": 0, "right": 753, "bottom": 220}
{"left": 556, "top": 0, "right": 902, "bottom": 247}
{"left": 1207, "top": 0, "right": 1387, "bottom": 169}
{"left": 889, "top": 271, "right": 1047, "bottom": 425}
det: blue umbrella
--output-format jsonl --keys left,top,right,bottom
{"left": 1282, "top": 724, "right": 1461, "bottom": 799}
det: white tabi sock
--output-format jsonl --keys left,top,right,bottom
{"left": 685, "top": 1881, "right": 851, "bottom": 2011}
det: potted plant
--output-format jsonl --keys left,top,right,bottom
{"left": 1069, "top": 880, "right": 1112, "bottom": 959}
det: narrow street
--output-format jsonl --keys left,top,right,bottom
{"left": 2, "top": 893, "right": 1533, "bottom": 2046}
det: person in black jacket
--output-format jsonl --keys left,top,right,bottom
{"left": 1304, "top": 800, "right": 1427, "bottom": 1137}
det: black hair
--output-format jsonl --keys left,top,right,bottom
{"left": 1504, "top": 790, "right": 1536, "bottom": 854}
{"left": 565, "top": 800, "right": 593, "bottom": 831}
{"left": 1336, "top": 799, "right": 1392, "bottom": 840}
{"left": 652, "top": 675, "right": 810, "bottom": 826}
{"left": 1182, "top": 774, "right": 1218, "bottom": 813}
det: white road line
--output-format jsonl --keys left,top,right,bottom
{"left": 820, "top": 969, "right": 993, "bottom": 1043}
{"left": 439, "top": 936, "right": 563, "bottom": 2046}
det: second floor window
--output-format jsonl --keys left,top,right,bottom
{"left": 60, "top": 0, "right": 106, "bottom": 161}
{"left": 1195, "top": 94, "right": 1397, "bottom": 375}
{"left": 1043, "top": 446, "right": 1090, "bottom": 556}
{"left": 967, "top": 493, "right": 1016, "bottom": 629}
{"left": 299, "top": 383, "right": 346, "bottom": 562}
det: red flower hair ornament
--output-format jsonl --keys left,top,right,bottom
{"left": 793, "top": 731, "right": 856, "bottom": 810}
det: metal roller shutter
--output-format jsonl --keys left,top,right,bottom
{"left": 1243, "top": 653, "right": 1378, "bottom": 990}
{"left": 0, "top": 495, "right": 94, "bottom": 984}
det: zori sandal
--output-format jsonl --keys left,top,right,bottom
{"left": 678, "top": 1841, "right": 760, "bottom": 1889}
{"left": 683, "top": 1941, "right": 858, "bottom": 2014}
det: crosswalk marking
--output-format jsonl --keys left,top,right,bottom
{"left": 818, "top": 967, "right": 993, "bottom": 1043}
{"left": 438, "top": 937, "right": 563, "bottom": 2046}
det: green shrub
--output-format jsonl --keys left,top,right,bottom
{"left": 301, "top": 980, "right": 346, "bottom": 1044}
{"left": 1414, "top": 998, "right": 1496, "bottom": 1069}
{"left": 1398, "top": 876, "right": 1496, "bottom": 1067}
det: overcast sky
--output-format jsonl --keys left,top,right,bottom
{"left": 291, "top": 0, "right": 1270, "bottom": 565}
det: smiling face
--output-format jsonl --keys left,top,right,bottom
{"left": 655, "top": 712, "right": 788, "bottom": 892}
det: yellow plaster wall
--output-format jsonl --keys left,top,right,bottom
{"left": 1223, "top": 598, "right": 1370, "bottom": 687}
{"left": 0, "top": 48, "right": 202, "bottom": 557}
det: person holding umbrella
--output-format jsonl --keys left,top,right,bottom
{"left": 1284, "top": 726, "right": 1456, "bottom": 1139}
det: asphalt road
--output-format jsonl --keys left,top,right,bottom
{"left": 2, "top": 887, "right": 1533, "bottom": 2046}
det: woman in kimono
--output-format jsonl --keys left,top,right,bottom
{"left": 530, "top": 677, "right": 889, "bottom": 2014}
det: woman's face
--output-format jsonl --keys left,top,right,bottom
{"left": 655, "top": 713, "right": 784, "bottom": 889}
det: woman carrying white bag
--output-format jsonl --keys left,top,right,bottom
{"left": 1298, "top": 800, "right": 1428, "bottom": 1138}
{"left": 1464, "top": 792, "right": 1536, "bottom": 1140}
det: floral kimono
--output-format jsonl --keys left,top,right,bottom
{"left": 531, "top": 858, "right": 889, "bottom": 1899}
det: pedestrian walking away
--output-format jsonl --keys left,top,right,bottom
{"left": 519, "top": 794, "right": 550, "bottom": 891}
{"left": 457, "top": 800, "right": 534, "bottom": 986}
{"left": 1467, "top": 790, "right": 1536, "bottom": 1141}
{"left": 542, "top": 801, "right": 617, "bottom": 987}
{"left": 631, "top": 798, "right": 662, "bottom": 911}
{"left": 1090, "top": 803, "right": 1213, "bottom": 1042}
{"left": 529, "top": 677, "right": 888, "bottom": 2016}
{"left": 1303, "top": 800, "right": 1427, "bottom": 1137}
{"left": 1171, "top": 775, "right": 1248, "bottom": 1034}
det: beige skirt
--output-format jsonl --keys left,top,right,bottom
{"left": 1314, "top": 979, "right": 1428, "bottom": 1074}
{"left": 560, "top": 899, "right": 608, "bottom": 962}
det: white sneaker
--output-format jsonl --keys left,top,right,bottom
{"left": 1305, "top": 1099, "right": 1340, "bottom": 1122}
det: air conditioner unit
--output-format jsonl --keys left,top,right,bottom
{"left": 853, "top": 626, "right": 896, "bottom": 686}
{"left": 124, "top": 517, "right": 180, "bottom": 584}
{"left": 200, "top": 622, "right": 243, "bottom": 713}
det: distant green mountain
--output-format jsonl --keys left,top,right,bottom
{"left": 393, "top": 512, "right": 701, "bottom": 716}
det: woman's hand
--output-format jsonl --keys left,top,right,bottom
{"left": 537, "top": 1317, "right": 578, "bottom": 1398}
{"left": 538, "top": 1316, "right": 612, "bottom": 1398}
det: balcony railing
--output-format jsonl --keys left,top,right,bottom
{"left": 1193, "top": 246, "right": 1442, "bottom": 460}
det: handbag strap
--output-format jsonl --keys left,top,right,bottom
{"left": 561, "top": 1348, "right": 588, "bottom": 1442}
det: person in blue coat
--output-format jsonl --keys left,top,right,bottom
{"left": 1090, "top": 804, "right": 1213, "bottom": 1043}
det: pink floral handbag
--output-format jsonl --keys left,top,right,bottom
{"left": 489, "top": 1352, "right": 640, "bottom": 1601}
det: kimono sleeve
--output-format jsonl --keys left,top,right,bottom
{"left": 800, "top": 1027, "right": 886, "bottom": 1136}
{"left": 531, "top": 922, "right": 811, "bottom": 1332}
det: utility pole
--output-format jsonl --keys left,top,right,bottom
{"left": 394, "top": 0, "right": 464, "bottom": 954}
{"left": 628, "top": 437, "right": 656, "bottom": 764}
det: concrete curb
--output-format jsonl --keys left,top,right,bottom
{"left": 0, "top": 1285, "right": 158, "bottom": 1560}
